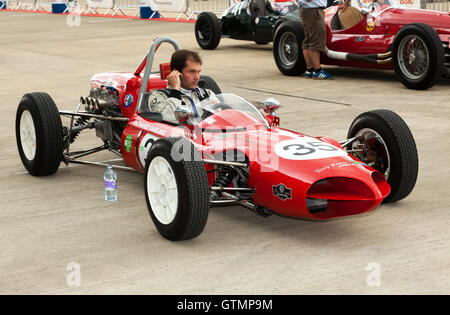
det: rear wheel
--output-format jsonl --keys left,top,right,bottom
{"left": 392, "top": 23, "right": 445, "bottom": 90}
{"left": 200, "top": 75, "right": 221, "bottom": 94}
{"left": 144, "top": 137, "right": 210, "bottom": 241}
{"left": 195, "top": 12, "right": 221, "bottom": 50}
{"left": 273, "top": 21, "right": 306, "bottom": 75}
{"left": 347, "top": 110, "right": 418, "bottom": 203}
{"left": 15, "top": 92, "right": 64, "bottom": 176}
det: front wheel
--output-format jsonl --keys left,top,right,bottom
{"left": 273, "top": 21, "right": 306, "bottom": 76}
{"left": 392, "top": 23, "right": 445, "bottom": 90}
{"left": 195, "top": 12, "right": 221, "bottom": 50}
{"left": 144, "top": 137, "right": 210, "bottom": 241}
{"left": 347, "top": 110, "right": 418, "bottom": 203}
{"left": 15, "top": 92, "right": 64, "bottom": 176}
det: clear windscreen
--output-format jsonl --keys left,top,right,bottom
{"left": 193, "top": 93, "right": 269, "bottom": 128}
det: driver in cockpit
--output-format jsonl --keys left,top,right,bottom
{"left": 147, "top": 50, "right": 216, "bottom": 125}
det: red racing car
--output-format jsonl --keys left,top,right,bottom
{"left": 274, "top": 0, "right": 450, "bottom": 89}
{"left": 15, "top": 38, "right": 418, "bottom": 241}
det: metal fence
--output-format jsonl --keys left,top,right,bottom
{"left": 423, "top": 0, "right": 449, "bottom": 11}
{"left": 3, "top": 0, "right": 449, "bottom": 16}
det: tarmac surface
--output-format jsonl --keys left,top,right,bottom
{"left": 0, "top": 11, "right": 449, "bottom": 295}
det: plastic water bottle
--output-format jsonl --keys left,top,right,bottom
{"left": 104, "top": 165, "right": 117, "bottom": 201}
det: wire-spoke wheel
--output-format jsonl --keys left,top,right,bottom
{"left": 392, "top": 23, "right": 444, "bottom": 90}
{"left": 397, "top": 35, "right": 430, "bottom": 81}
{"left": 278, "top": 32, "right": 298, "bottom": 68}
{"left": 273, "top": 21, "right": 306, "bottom": 75}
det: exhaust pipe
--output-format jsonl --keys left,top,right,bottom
{"left": 325, "top": 48, "right": 392, "bottom": 65}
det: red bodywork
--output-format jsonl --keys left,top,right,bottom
{"left": 91, "top": 62, "right": 391, "bottom": 221}
{"left": 322, "top": 5, "right": 450, "bottom": 68}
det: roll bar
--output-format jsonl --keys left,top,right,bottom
{"left": 135, "top": 37, "right": 181, "bottom": 112}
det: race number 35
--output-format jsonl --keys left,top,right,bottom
{"left": 275, "top": 137, "right": 347, "bottom": 160}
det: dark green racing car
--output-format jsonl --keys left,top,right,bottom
{"left": 195, "top": 0, "right": 300, "bottom": 50}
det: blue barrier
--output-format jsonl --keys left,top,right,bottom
{"left": 52, "top": 2, "right": 67, "bottom": 13}
{"left": 140, "top": 6, "right": 160, "bottom": 19}
{"left": 0, "top": 1, "right": 6, "bottom": 10}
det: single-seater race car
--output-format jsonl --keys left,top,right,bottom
{"left": 16, "top": 38, "right": 418, "bottom": 241}
{"left": 274, "top": 0, "right": 450, "bottom": 89}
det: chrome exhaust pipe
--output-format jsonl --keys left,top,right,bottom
{"left": 325, "top": 48, "right": 392, "bottom": 65}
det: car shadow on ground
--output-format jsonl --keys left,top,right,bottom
{"left": 218, "top": 42, "right": 273, "bottom": 52}
{"left": 323, "top": 67, "right": 450, "bottom": 88}
{"left": 208, "top": 204, "right": 377, "bottom": 246}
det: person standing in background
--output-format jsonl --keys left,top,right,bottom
{"left": 298, "top": 0, "right": 334, "bottom": 79}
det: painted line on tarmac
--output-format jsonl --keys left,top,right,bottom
{"left": 230, "top": 85, "right": 353, "bottom": 107}
{"left": 87, "top": 19, "right": 131, "bottom": 23}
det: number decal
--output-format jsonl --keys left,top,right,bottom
{"left": 283, "top": 144, "right": 315, "bottom": 156}
{"left": 138, "top": 133, "right": 160, "bottom": 168}
{"left": 275, "top": 137, "right": 347, "bottom": 160}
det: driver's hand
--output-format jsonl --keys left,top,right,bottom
{"left": 167, "top": 70, "right": 182, "bottom": 90}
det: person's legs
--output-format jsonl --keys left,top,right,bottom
{"left": 303, "top": 49, "right": 312, "bottom": 69}
{"left": 309, "top": 50, "right": 321, "bottom": 70}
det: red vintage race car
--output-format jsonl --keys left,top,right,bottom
{"left": 15, "top": 38, "right": 418, "bottom": 241}
{"left": 274, "top": 0, "right": 450, "bottom": 89}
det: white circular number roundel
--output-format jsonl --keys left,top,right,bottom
{"left": 274, "top": 137, "right": 348, "bottom": 160}
{"left": 138, "top": 133, "right": 160, "bottom": 167}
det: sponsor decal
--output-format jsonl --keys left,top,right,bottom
{"left": 124, "top": 135, "right": 133, "bottom": 153}
{"left": 314, "top": 160, "right": 369, "bottom": 174}
{"left": 273, "top": 184, "right": 292, "bottom": 201}
{"left": 124, "top": 94, "right": 134, "bottom": 108}
{"left": 131, "top": 120, "right": 167, "bottom": 137}
{"left": 275, "top": 137, "right": 348, "bottom": 161}
{"left": 351, "top": 160, "right": 369, "bottom": 166}
{"left": 366, "top": 18, "right": 375, "bottom": 32}
{"left": 355, "top": 36, "right": 365, "bottom": 42}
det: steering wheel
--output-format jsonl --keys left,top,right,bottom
{"left": 201, "top": 102, "right": 233, "bottom": 120}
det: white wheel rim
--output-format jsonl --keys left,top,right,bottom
{"left": 147, "top": 156, "right": 179, "bottom": 225}
{"left": 20, "top": 110, "right": 36, "bottom": 161}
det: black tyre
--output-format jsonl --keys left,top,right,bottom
{"left": 195, "top": 12, "right": 221, "bottom": 50}
{"left": 347, "top": 110, "right": 418, "bottom": 203}
{"left": 15, "top": 92, "right": 64, "bottom": 176}
{"left": 273, "top": 21, "right": 306, "bottom": 76}
{"left": 200, "top": 75, "right": 222, "bottom": 94}
{"left": 144, "top": 137, "right": 210, "bottom": 241}
{"left": 392, "top": 23, "right": 445, "bottom": 90}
